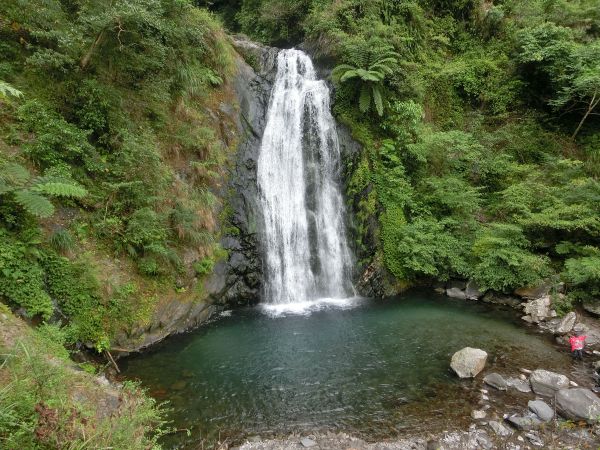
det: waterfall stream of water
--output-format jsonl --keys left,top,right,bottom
{"left": 257, "top": 49, "right": 354, "bottom": 311}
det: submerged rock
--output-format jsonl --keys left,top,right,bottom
{"left": 483, "top": 373, "right": 507, "bottom": 390}
{"left": 481, "top": 292, "right": 521, "bottom": 308}
{"left": 471, "top": 409, "right": 487, "bottom": 419}
{"left": 451, "top": 347, "right": 488, "bottom": 378}
{"left": 506, "top": 414, "right": 542, "bottom": 430}
{"left": 488, "top": 420, "right": 513, "bottom": 437}
{"left": 528, "top": 400, "right": 554, "bottom": 422}
{"left": 556, "top": 388, "right": 600, "bottom": 423}
{"left": 529, "top": 369, "right": 570, "bottom": 397}
{"left": 506, "top": 377, "right": 532, "bottom": 393}
{"left": 300, "top": 437, "right": 317, "bottom": 448}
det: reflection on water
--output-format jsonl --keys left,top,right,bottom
{"left": 120, "top": 291, "right": 572, "bottom": 449}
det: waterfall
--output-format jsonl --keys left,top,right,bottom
{"left": 257, "top": 49, "right": 354, "bottom": 310}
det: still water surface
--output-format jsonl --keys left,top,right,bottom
{"left": 121, "top": 291, "right": 571, "bottom": 448}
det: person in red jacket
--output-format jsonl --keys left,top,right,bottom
{"left": 569, "top": 329, "right": 587, "bottom": 360}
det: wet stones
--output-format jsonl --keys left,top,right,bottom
{"left": 451, "top": 347, "right": 488, "bottom": 378}
{"left": 529, "top": 369, "right": 570, "bottom": 397}
{"left": 300, "top": 437, "right": 317, "bottom": 448}
{"left": 528, "top": 400, "right": 554, "bottom": 422}
{"left": 487, "top": 420, "right": 513, "bottom": 437}
{"left": 506, "top": 377, "right": 532, "bottom": 393}
{"left": 506, "top": 414, "right": 542, "bottom": 430}
{"left": 483, "top": 373, "right": 507, "bottom": 391}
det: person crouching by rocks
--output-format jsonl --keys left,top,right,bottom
{"left": 569, "top": 328, "right": 587, "bottom": 360}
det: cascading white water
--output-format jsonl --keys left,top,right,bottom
{"left": 257, "top": 49, "right": 354, "bottom": 309}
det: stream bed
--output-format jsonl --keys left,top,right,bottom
{"left": 120, "top": 291, "right": 575, "bottom": 449}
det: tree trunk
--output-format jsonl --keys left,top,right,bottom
{"left": 572, "top": 92, "right": 599, "bottom": 139}
{"left": 80, "top": 29, "right": 105, "bottom": 70}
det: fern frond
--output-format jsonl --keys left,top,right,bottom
{"left": 0, "top": 162, "right": 31, "bottom": 187}
{"left": 0, "top": 80, "right": 23, "bottom": 99}
{"left": 360, "top": 70, "right": 384, "bottom": 82}
{"left": 0, "top": 179, "right": 10, "bottom": 195}
{"left": 359, "top": 84, "right": 371, "bottom": 113}
{"left": 370, "top": 62, "right": 395, "bottom": 75}
{"left": 372, "top": 85, "right": 384, "bottom": 116}
{"left": 339, "top": 70, "right": 360, "bottom": 82}
{"left": 14, "top": 190, "right": 55, "bottom": 218}
{"left": 33, "top": 181, "right": 87, "bottom": 198}
{"left": 332, "top": 64, "right": 356, "bottom": 82}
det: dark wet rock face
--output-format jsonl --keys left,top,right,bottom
{"left": 203, "top": 37, "right": 279, "bottom": 307}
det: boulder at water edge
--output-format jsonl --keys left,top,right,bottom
{"left": 522, "top": 296, "right": 552, "bottom": 323}
{"left": 446, "top": 287, "right": 467, "bottom": 300}
{"left": 556, "top": 388, "right": 600, "bottom": 423}
{"left": 554, "top": 311, "right": 576, "bottom": 335}
{"left": 451, "top": 347, "right": 488, "bottom": 378}
{"left": 528, "top": 400, "right": 554, "bottom": 422}
{"left": 529, "top": 369, "right": 570, "bottom": 397}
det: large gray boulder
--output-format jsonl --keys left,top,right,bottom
{"left": 529, "top": 369, "right": 570, "bottom": 397}
{"left": 528, "top": 400, "right": 554, "bottom": 422}
{"left": 522, "top": 296, "right": 552, "bottom": 323}
{"left": 483, "top": 373, "right": 507, "bottom": 390}
{"left": 554, "top": 312, "right": 576, "bottom": 335}
{"left": 450, "top": 347, "right": 488, "bottom": 378}
{"left": 556, "top": 388, "right": 600, "bottom": 423}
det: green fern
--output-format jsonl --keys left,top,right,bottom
{"left": 0, "top": 161, "right": 87, "bottom": 219}
{"left": 331, "top": 48, "right": 399, "bottom": 116}
{"left": 33, "top": 181, "right": 87, "bottom": 198}
{"left": 0, "top": 80, "right": 23, "bottom": 100}
{"left": 13, "top": 190, "right": 55, "bottom": 218}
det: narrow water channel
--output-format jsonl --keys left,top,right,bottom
{"left": 120, "top": 291, "right": 573, "bottom": 449}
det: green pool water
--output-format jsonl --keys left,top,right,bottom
{"left": 120, "top": 291, "right": 571, "bottom": 449}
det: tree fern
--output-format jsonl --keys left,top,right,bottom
{"left": 0, "top": 162, "right": 30, "bottom": 187}
{"left": 331, "top": 46, "right": 399, "bottom": 116}
{"left": 13, "top": 190, "right": 55, "bottom": 218}
{"left": 33, "top": 180, "right": 87, "bottom": 198}
{"left": 0, "top": 160, "right": 86, "bottom": 220}
{"left": 359, "top": 85, "right": 372, "bottom": 112}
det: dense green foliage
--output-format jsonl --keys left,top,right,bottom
{"left": 0, "top": 0, "right": 235, "bottom": 351}
{"left": 223, "top": 0, "right": 600, "bottom": 304}
{"left": 0, "top": 305, "right": 166, "bottom": 449}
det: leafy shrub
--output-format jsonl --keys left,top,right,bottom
{"left": 0, "top": 230, "right": 53, "bottom": 319}
{"left": 472, "top": 224, "right": 551, "bottom": 292}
